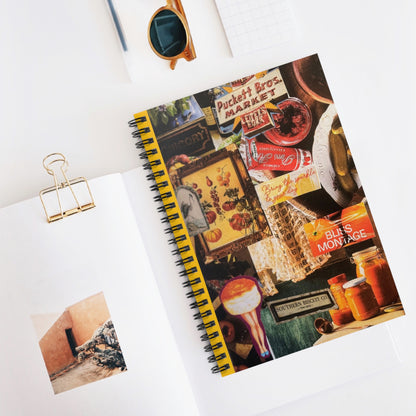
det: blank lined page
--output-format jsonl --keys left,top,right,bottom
{"left": 214, "top": 0, "right": 298, "bottom": 56}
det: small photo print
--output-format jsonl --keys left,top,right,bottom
{"left": 31, "top": 292, "right": 127, "bottom": 394}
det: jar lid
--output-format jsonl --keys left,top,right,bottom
{"left": 343, "top": 277, "right": 367, "bottom": 289}
{"left": 351, "top": 246, "right": 378, "bottom": 259}
{"left": 327, "top": 273, "right": 347, "bottom": 285}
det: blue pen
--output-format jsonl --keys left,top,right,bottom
{"left": 105, "top": 0, "right": 136, "bottom": 80}
{"left": 106, "top": 0, "right": 128, "bottom": 52}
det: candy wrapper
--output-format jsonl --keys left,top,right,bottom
{"left": 246, "top": 137, "right": 312, "bottom": 171}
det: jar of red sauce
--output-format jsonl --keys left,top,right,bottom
{"left": 351, "top": 246, "right": 399, "bottom": 307}
{"left": 327, "top": 274, "right": 354, "bottom": 325}
{"left": 343, "top": 277, "right": 380, "bottom": 321}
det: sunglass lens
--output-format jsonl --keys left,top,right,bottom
{"left": 149, "top": 10, "right": 187, "bottom": 57}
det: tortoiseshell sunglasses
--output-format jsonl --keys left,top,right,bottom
{"left": 148, "top": 0, "right": 196, "bottom": 70}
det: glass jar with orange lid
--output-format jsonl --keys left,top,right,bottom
{"left": 327, "top": 274, "right": 354, "bottom": 325}
{"left": 351, "top": 246, "right": 399, "bottom": 307}
{"left": 343, "top": 277, "right": 380, "bottom": 321}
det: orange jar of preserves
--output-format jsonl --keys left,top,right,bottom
{"left": 329, "top": 308, "right": 354, "bottom": 326}
{"left": 328, "top": 274, "right": 349, "bottom": 309}
{"left": 343, "top": 277, "right": 380, "bottom": 321}
{"left": 327, "top": 274, "right": 354, "bottom": 325}
{"left": 351, "top": 246, "right": 399, "bottom": 307}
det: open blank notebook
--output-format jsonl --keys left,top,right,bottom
{"left": 0, "top": 174, "right": 199, "bottom": 415}
{"left": 214, "top": 0, "right": 298, "bottom": 56}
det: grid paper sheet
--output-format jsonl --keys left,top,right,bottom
{"left": 214, "top": 0, "right": 298, "bottom": 56}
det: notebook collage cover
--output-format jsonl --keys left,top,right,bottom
{"left": 138, "top": 54, "right": 404, "bottom": 373}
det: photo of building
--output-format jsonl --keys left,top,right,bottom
{"left": 32, "top": 292, "right": 127, "bottom": 394}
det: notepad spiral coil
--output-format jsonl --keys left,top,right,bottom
{"left": 129, "top": 115, "right": 233, "bottom": 375}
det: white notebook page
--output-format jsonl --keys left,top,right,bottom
{"left": 0, "top": 174, "right": 198, "bottom": 416}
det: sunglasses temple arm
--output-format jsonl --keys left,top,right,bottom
{"left": 174, "top": 0, "right": 196, "bottom": 61}
{"left": 172, "top": 0, "right": 186, "bottom": 19}
{"left": 170, "top": 59, "right": 178, "bottom": 70}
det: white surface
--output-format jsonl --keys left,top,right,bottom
{"left": 0, "top": 174, "right": 199, "bottom": 415}
{"left": 1, "top": 0, "right": 416, "bottom": 415}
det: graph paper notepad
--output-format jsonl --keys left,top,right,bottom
{"left": 214, "top": 0, "right": 298, "bottom": 56}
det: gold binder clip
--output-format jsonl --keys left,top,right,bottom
{"left": 39, "top": 153, "right": 95, "bottom": 223}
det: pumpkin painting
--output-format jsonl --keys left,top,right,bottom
{"left": 205, "top": 228, "right": 222, "bottom": 243}
{"left": 205, "top": 210, "right": 217, "bottom": 224}
{"left": 229, "top": 213, "right": 252, "bottom": 231}
{"left": 222, "top": 201, "right": 236, "bottom": 211}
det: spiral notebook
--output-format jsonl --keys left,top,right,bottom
{"left": 130, "top": 54, "right": 405, "bottom": 378}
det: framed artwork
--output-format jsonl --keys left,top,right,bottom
{"left": 175, "top": 146, "right": 271, "bottom": 261}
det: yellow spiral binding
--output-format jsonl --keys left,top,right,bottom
{"left": 131, "top": 111, "right": 234, "bottom": 377}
